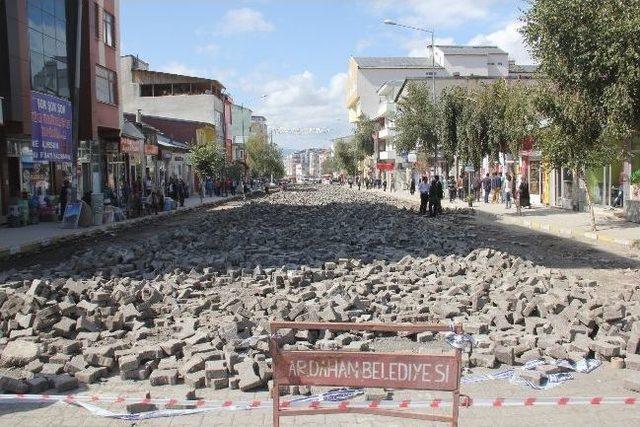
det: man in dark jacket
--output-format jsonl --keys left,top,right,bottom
{"left": 429, "top": 175, "right": 443, "bottom": 217}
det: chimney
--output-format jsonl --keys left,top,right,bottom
{"left": 136, "top": 109, "right": 143, "bottom": 123}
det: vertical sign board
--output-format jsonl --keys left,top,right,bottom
{"left": 30, "top": 91, "right": 72, "bottom": 162}
{"left": 270, "top": 321, "right": 463, "bottom": 427}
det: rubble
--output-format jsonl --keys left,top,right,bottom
{"left": 0, "top": 186, "right": 638, "bottom": 394}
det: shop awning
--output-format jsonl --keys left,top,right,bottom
{"left": 157, "top": 134, "right": 189, "bottom": 151}
{"left": 121, "top": 119, "right": 145, "bottom": 140}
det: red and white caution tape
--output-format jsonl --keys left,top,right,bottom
{"left": 0, "top": 393, "right": 637, "bottom": 409}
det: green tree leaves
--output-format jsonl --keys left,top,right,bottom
{"left": 188, "top": 141, "right": 226, "bottom": 179}
{"left": 246, "top": 135, "right": 285, "bottom": 180}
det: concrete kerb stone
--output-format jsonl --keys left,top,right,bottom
{"left": 473, "top": 207, "right": 636, "bottom": 253}
{"left": 0, "top": 192, "right": 261, "bottom": 261}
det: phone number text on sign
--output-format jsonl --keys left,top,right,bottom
{"left": 275, "top": 351, "right": 459, "bottom": 391}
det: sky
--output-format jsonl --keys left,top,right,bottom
{"left": 120, "top": 0, "right": 533, "bottom": 150}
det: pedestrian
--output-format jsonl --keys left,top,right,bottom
{"left": 382, "top": 179, "right": 387, "bottom": 191}
{"left": 482, "top": 173, "right": 491, "bottom": 203}
{"left": 491, "top": 172, "right": 500, "bottom": 203}
{"left": 504, "top": 174, "right": 512, "bottom": 209}
{"left": 144, "top": 173, "right": 153, "bottom": 196}
{"left": 357, "top": 177, "right": 361, "bottom": 190}
{"left": 390, "top": 175, "right": 396, "bottom": 192}
{"left": 59, "top": 179, "right": 69, "bottom": 220}
{"left": 519, "top": 178, "right": 531, "bottom": 210}
{"left": 409, "top": 177, "right": 416, "bottom": 195}
{"left": 473, "top": 175, "right": 482, "bottom": 202}
{"left": 447, "top": 176, "right": 456, "bottom": 203}
{"left": 177, "top": 178, "right": 186, "bottom": 207}
{"left": 418, "top": 177, "right": 429, "bottom": 215}
{"left": 456, "top": 174, "right": 464, "bottom": 200}
{"left": 429, "top": 175, "right": 444, "bottom": 217}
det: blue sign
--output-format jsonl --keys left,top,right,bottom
{"left": 30, "top": 91, "right": 72, "bottom": 162}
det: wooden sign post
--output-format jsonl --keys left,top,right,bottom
{"left": 270, "top": 321, "right": 463, "bottom": 427}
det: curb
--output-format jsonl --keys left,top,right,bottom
{"left": 0, "top": 192, "right": 262, "bottom": 260}
{"left": 475, "top": 210, "right": 638, "bottom": 250}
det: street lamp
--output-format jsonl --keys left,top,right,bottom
{"left": 384, "top": 19, "right": 438, "bottom": 174}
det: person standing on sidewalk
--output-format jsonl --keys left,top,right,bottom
{"left": 410, "top": 177, "right": 416, "bottom": 195}
{"left": 473, "top": 175, "right": 482, "bottom": 202}
{"left": 59, "top": 179, "right": 69, "bottom": 220}
{"left": 504, "top": 174, "right": 513, "bottom": 209}
{"left": 482, "top": 173, "right": 491, "bottom": 203}
{"left": 429, "top": 175, "right": 444, "bottom": 217}
{"left": 519, "top": 178, "right": 531, "bottom": 210}
{"left": 418, "top": 177, "right": 430, "bottom": 215}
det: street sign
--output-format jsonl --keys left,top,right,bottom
{"left": 275, "top": 350, "right": 458, "bottom": 390}
{"left": 464, "top": 165, "right": 475, "bottom": 172}
{"left": 270, "top": 321, "right": 464, "bottom": 427}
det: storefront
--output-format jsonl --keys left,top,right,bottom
{"left": 119, "top": 137, "right": 144, "bottom": 192}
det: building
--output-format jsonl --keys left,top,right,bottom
{"left": 123, "top": 112, "right": 216, "bottom": 193}
{"left": 119, "top": 55, "right": 226, "bottom": 149}
{"left": 250, "top": 115, "right": 268, "bottom": 141}
{"left": 0, "top": 0, "right": 121, "bottom": 222}
{"left": 231, "top": 104, "right": 252, "bottom": 163}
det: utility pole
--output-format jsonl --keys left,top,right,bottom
{"left": 70, "top": 0, "right": 83, "bottom": 202}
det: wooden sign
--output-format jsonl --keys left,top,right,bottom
{"left": 276, "top": 351, "right": 458, "bottom": 391}
{"left": 270, "top": 321, "right": 463, "bottom": 427}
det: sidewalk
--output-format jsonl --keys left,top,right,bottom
{"left": 367, "top": 187, "right": 640, "bottom": 251}
{"left": 0, "top": 193, "right": 249, "bottom": 258}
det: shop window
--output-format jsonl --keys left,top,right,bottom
{"left": 96, "top": 65, "right": 116, "bottom": 104}
{"left": 154, "top": 84, "right": 172, "bottom": 96}
{"left": 103, "top": 10, "right": 115, "bottom": 47}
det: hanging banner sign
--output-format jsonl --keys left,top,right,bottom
{"left": 376, "top": 163, "right": 394, "bottom": 171}
{"left": 144, "top": 144, "right": 159, "bottom": 155}
{"left": 120, "top": 138, "right": 143, "bottom": 154}
{"left": 30, "top": 91, "right": 72, "bottom": 162}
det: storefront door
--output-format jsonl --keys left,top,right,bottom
{"left": 529, "top": 160, "right": 541, "bottom": 205}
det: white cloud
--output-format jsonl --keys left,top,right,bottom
{"left": 195, "top": 43, "right": 219, "bottom": 54}
{"left": 218, "top": 8, "right": 274, "bottom": 35}
{"left": 157, "top": 61, "right": 237, "bottom": 83}
{"left": 158, "top": 62, "right": 205, "bottom": 77}
{"left": 405, "top": 37, "right": 456, "bottom": 57}
{"left": 469, "top": 21, "right": 535, "bottom": 64}
{"left": 248, "top": 71, "right": 350, "bottom": 149}
{"left": 355, "top": 38, "right": 372, "bottom": 53}
{"left": 372, "top": 0, "right": 500, "bottom": 28}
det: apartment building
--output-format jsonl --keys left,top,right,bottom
{"left": 0, "top": 0, "right": 121, "bottom": 221}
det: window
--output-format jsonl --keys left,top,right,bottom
{"left": 96, "top": 65, "right": 116, "bottom": 104}
{"left": 103, "top": 10, "right": 115, "bottom": 47}
{"left": 28, "top": 0, "right": 68, "bottom": 98}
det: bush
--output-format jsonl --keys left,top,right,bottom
{"left": 631, "top": 168, "right": 640, "bottom": 185}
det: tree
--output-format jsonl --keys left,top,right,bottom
{"left": 521, "top": 0, "right": 640, "bottom": 230}
{"left": 458, "top": 86, "right": 492, "bottom": 170}
{"left": 394, "top": 82, "right": 439, "bottom": 159}
{"left": 333, "top": 138, "right": 358, "bottom": 177}
{"left": 353, "top": 117, "right": 378, "bottom": 157}
{"left": 534, "top": 86, "right": 622, "bottom": 230}
{"left": 522, "top": 0, "right": 640, "bottom": 143}
{"left": 246, "top": 135, "right": 285, "bottom": 179}
{"left": 188, "top": 140, "right": 226, "bottom": 179}
{"left": 321, "top": 155, "right": 340, "bottom": 175}
{"left": 438, "top": 86, "right": 467, "bottom": 171}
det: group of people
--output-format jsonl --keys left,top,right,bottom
{"left": 417, "top": 175, "right": 444, "bottom": 217}
{"left": 348, "top": 177, "right": 398, "bottom": 192}
{"left": 479, "top": 171, "right": 530, "bottom": 210}
{"left": 202, "top": 177, "right": 242, "bottom": 198}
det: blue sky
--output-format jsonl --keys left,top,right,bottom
{"left": 120, "top": 0, "right": 531, "bottom": 149}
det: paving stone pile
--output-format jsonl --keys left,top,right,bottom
{"left": 0, "top": 186, "right": 638, "bottom": 394}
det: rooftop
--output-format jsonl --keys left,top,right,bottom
{"left": 435, "top": 45, "right": 507, "bottom": 55}
{"left": 352, "top": 57, "right": 443, "bottom": 69}
{"left": 509, "top": 63, "right": 539, "bottom": 74}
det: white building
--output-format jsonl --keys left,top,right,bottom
{"left": 347, "top": 45, "right": 516, "bottom": 125}
{"left": 119, "top": 55, "right": 226, "bottom": 146}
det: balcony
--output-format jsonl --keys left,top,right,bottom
{"left": 375, "top": 101, "right": 396, "bottom": 119}
{"left": 378, "top": 126, "right": 395, "bottom": 139}
{"left": 379, "top": 150, "right": 396, "bottom": 161}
